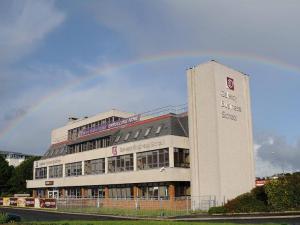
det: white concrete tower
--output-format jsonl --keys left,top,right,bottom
{"left": 187, "top": 61, "right": 255, "bottom": 209}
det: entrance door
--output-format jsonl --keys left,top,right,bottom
{"left": 53, "top": 190, "right": 59, "bottom": 199}
{"left": 48, "top": 190, "right": 59, "bottom": 199}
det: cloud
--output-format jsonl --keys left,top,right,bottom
{"left": 89, "top": 0, "right": 300, "bottom": 64}
{"left": 254, "top": 134, "right": 300, "bottom": 177}
{"left": 0, "top": 0, "right": 65, "bottom": 65}
{"left": 3, "top": 107, "right": 28, "bottom": 121}
{"left": 0, "top": 0, "right": 66, "bottom": 143}
{"left": 0, "top": 61, "right": 187, "bottom": 154}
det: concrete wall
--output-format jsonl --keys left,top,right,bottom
{"left": 187, "top": 61, "right": 255, "bottom": 208}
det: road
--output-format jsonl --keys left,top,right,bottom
{"left": 1, "top": 207, "right": 300, "bottom": 224}
{"left": 0, "top": 207, "right": 128, "bottom": 222}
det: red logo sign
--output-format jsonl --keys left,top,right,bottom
{"left": 112, "top": 146, "right": 117, "bottom": 156}
{"left": 227, "top": 77, "right": 234, "bottom": 90}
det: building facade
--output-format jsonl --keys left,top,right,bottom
{"left": 0, "top": 150, "right": 34, "bottom": 167}
{"left": 27, "top": 61, "right": 255, "bottom": 209}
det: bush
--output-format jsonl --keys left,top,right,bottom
{"left": 212, "top": 172, "right": 300, "bottom": 213}
{"left": 225, "top": 192, "right": 268, "bottom": 213}
{"left": 251, "top": 186, "right": 268, "bottom": 205}
{"left": 0, "top": 212, "right": 8, "bottom": 224}
{"left": 265, "top": 173, "right": 300, "bottom": 211}
{"left": 208, "top": 206, "right": 227, "bottom": 214}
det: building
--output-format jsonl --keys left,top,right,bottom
{"left": 0, "top": 150, "right": 34, "bottom": 167}
{"left": 27, "top": 61, "right": 255, "bottom": 209}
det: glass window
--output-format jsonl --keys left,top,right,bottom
{"left": 134, "top": 130, "right": 140, "bottom": 139}
{"left": 85, "top": 158, "right": 105, "bottom": 175}
{"left": 156, "top": 125, "right": 163, "bottom": 134}
{"left": 174, "top": 148, "right": 190, "bottom": 168}
{"left": 137, "top": 148, "right": 169, "bottom": 170}
{"left": 124, "top": 132, "right": 131, "bottom": 141}
{"left": 108, "top": 185, "right": 133, "bottom": 199}
{"left": 114, "top": 135, "right": 121, "bottom": 143}
{"left": 144, "top": 127, "right": 152, "bottom": 137}
{"left": 108, "top": 154, "right": 133, "bottom": 173}
{"left": 175, "top": 182, "right": 191, "bottom": 197}
{"left": 87, "top": 187, "right": 102, "bottom": 198}
{"left": 49, "top": 165, "right": 63, "bottom": 178}
{"left": 35, "top": 167, "right": 47, "bottom": 179}
{"left": 65, "top": 161, "right": 82, "bottom": 177}
{"left": 66, "top": 188, "right": 81, "bottom": 198}
{"left": 138, "top": 183, "right": 168, "bottom": 199}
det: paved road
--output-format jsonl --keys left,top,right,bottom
{"left": 1, "top": 207, "right": 300, "bottom": 224}
{"left": 0, "top": 207, "right": 129, "bottom": 222}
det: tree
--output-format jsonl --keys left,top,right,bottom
{"left": 0, "top": 155, "right": 13, "bottom": 196}
{"left": 7, "top": 156, "right": 40, "bottom": 194}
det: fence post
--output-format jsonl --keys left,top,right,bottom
{"left": 186, "top": 196, "right": 189, "bottom": 214}
{"left": 160, "top": 197, "right": 163, "bottom": 217}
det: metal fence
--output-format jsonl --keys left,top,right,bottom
{"left": 56, "top": 196, "right": 216, "bottom": 217}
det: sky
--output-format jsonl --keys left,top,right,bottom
{"left": 0, "top": 0, "right": 300, "bottom": 177}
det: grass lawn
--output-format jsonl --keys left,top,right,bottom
{"left": 7, "top": 221, "right": 281, "bottom": 225}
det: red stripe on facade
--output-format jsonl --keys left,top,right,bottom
{"left": 51, "top": 113, "right": 176, "bottom": 147}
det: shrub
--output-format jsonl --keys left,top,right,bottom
{"left": 251, "top": 186, "right": 268, "bottom": 205}
{"left": 225, "top": 192, "right": 268, "bottom": 213}
{"left": 208, "top": 206, "right": 227, "bottom": 214}
{"left": 0, "top": 212, "right": 8, "bottom": 224}
{"left": 265, "top": 173, "right": 300, "bottom": 211}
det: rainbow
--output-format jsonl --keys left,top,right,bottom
{"left": 1, "top": 50, "right": 300, "bottom": 140}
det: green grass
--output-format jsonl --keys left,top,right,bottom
{"left": 57, "top": 206, "right": 203, "bottom": 217}
{"left": 7, "top": 221, "right": 281, "bottom": 225}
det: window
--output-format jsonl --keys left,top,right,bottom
{"left": 134, "top": 130, "right": 140, "bottom": 139}
{"left": 108, "top": 154, "right": 134, "bottom": 173}
{"left": 108, "top": 185, "right": 133, "bottom": 199}
{"left": 156, "top": 125, "right": 163, "bottom": 134}
{"left": 85, "top": 158, "right": 105, "bottom": 175}
{"left": 137, "top": 148, "right": 169, "bottom": 170}
{"left": 144, "top": 127, "right": 152, "bottom": 137}
{"left": 37, "top": 189, "right": 46, "bottom": 198}
{"left": 124, "top": 132, "right": 131, "bottom": 141}
{"left": 114, "top": 135, "right": 121, "bottom": 143}
{"left": 67, "top": 136, "right": 111, "bottom": 154}
{"left": 66, "top": 188, "right": 81, "bottom": 198}
{"left": 49, "top": 165, "right": 63, "bottom": 178}
{"left": 87, "top": 187, "right": 104, "bottom": 198}
{"left": 174, "top": 148, "right": 190, "bottom": 168}
{"left": 65, "top": 162, "right": 82, "bottom": 177}
{"left": 175, "top": 182, "right": 191, "bottom": 197}
{"left": 138, "top": 183, "right": 168, "bottom": 199}
{"left": 35, "top": 167, "right": 47, "bottom": 179}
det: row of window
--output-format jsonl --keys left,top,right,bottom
{"left": 114, "top": 125, "right": 163, "bottom": 143}
{"left": 37, "top": 182, "right": 191, "bottom": 199}
{"left": 42, "top": 122, "right": 168, "bottom": 160}
{"left": 35, "top": 148, "right": 189, "bottom": 179}
{"left": 67, "top": 136, "right": 110, "bottom": 154}
{"left": 65, "top": 124, "right": 164, "bottom": 156}
{"left": 68, "top": 116, "right": 123, "bottom": 140}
